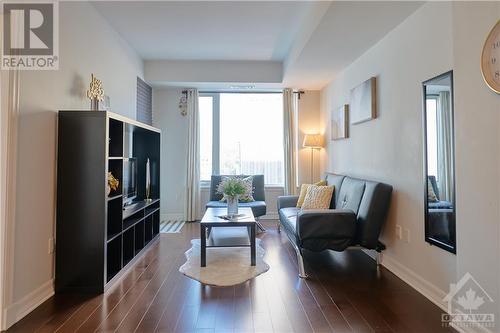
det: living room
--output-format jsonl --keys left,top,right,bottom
{"left": 1, "top": 1, "right": 499, "bottom": 332}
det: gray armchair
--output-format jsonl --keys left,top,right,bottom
{"left": 206, "top": 175, "right": 267, "bottom": 231}
{"left": 277, "top": 173, "right": 392, "bottom": 278}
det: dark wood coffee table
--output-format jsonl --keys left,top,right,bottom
{"left": 200, "top": 208, "right": 256, "bottom": 267}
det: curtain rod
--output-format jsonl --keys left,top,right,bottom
{"left": 181, "top": 90, "right": 305, "bottom": 98}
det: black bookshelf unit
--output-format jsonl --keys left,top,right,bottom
{"left": 56, "top": 111, "right": 161, "bottom": 293}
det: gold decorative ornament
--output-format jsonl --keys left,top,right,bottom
{"left": 107, "top": 172, "right": 119, "bottom": 196}
{"left": 86, "top": 74, "right": 105, "bottom": 110}
{"left": 481, "top": 20, "right": 500, "bottom": 94}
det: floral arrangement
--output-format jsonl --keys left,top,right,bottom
{"left": 216, "top": 177, "right": 250, "bottom": 199}
{"left": 108, "top": 172, "right": 119, "bottom": 193}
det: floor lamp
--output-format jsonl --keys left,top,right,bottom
{"left": 303, "top": 134, "right": 324, "bottom": 183}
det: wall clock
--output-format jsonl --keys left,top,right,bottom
{"left": 481, "top": 20, "right": 500, "bottom": 94}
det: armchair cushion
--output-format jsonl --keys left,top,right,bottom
{"left": 206, "top": 200, "right": 266, "bottom": 217}
{"left": 209, "top": 175, "right": 265, "bottom": 201}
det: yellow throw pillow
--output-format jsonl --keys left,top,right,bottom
{"left": 301, "top": 185, "right": 334, "bottom": 210}
{"left": 296, "top": 180, "right": 327, "bottom": 208}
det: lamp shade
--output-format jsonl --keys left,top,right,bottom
{"left": 303, "top": 134, "right": 324, "bottom": 148}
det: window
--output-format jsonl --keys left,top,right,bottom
{"left": 199, "top": 93, "right": 284, "bottom": 186}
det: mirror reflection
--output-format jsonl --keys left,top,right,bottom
{"left": 423, "top": 71, "right": 456, "bottom": 253}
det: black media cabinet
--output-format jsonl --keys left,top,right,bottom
{"left": 55, "top": 111, "right": 161, "bottom": 293}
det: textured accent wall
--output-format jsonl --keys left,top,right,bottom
{"left": 137, "top": 77, "right": 153, "bottom": 125}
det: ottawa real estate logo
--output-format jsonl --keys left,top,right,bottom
{"left": 443, "top": 272, "right": 495, "bottom": 330}
{"left": 2, "top": 1, "right": 59, "bottom": 70}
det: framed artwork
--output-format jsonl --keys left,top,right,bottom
{"left": 331, "top": 104, "right": 348, "bottom": 140}
{"left": 350, "top": 77, "right": 377, "bottom": 124}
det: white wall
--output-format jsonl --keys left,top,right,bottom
{"left": 153, "top": 89, "right": 320, "bottom": 221}
{"left": 153, "top": 88, "right": 187, "bottom": 221}
{"left": 145, "top": 60, "right": 283, "bottom": 86}
{"left": 4, "top": 1, "right": 143, "bottom": 328}
{"left": 297, "top": 91, "right": 321, "bottom": 185}
{"left": 320, "top": 1, "right": 500, "bottom": 325}
{"left": 452, "top": 1, "right": 500, "bottom": 321}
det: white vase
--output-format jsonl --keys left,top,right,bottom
{"left": 227, "top": 195, "right": 239, "bottom": 216}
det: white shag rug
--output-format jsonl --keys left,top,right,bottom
{"left": 179, "top": 238, "right": 269, "bottom": 286}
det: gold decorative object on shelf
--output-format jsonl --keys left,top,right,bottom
{"left": 107, "top": 172, "right": 119, "bottom": 196}
{"left": 86, "top": 74, "right": 105, "bottom": 110}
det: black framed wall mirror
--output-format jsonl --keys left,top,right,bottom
{"left": 422, "top": 71, "right": 456, "bottom": 254}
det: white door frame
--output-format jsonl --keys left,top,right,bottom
{"left": 0, "top": 59, "right": 20, "bottom": 332}
{"left": 1, "top": 6, "right": 22, "bottom": 329}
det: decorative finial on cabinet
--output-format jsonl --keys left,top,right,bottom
{"left": 86, "top": 74, "right": 104, "bottom": 111}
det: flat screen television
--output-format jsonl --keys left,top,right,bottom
{"left": 123, "top": 158, "right": 137, "bottom": 205}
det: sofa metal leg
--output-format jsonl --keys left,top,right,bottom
{"left": 279, "top": 219, "right": 307, "bottom": 278}
{"left": 295, "top": 248, "right": 307, "bottom": 278}
{"left": 277, "top": 221, "right": 281, "bottom": 233}
{"left": 376, "top": 251, "right": 382, "bottom": 266}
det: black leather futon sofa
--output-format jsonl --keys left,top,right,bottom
{"left": 277, "top": 173, "right": 393, "bottom": 277}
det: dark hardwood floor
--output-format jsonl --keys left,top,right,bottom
{"left": 6, "top": 221, "right": 455, "bottom": 333}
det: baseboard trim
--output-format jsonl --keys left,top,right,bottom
{"left": 3, "top": 279, "right": 54, "bottom": 330}
{"left": 380, "top": 253, "right": 448, "bottom": 310}
{"left": 161, "top": 213, "right": 184, "bottom": 222}
{"left": 260, "top": 212, "right": 278, "bottom": 220}
{"left": 362, "top": 251, "right": 493, "bottom": 333}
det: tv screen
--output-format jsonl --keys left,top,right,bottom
{"left": 123, "top": 158, "right": 137, "bottom": 203}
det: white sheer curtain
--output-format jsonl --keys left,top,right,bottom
{"left": 283, "top": 88, "right": 299, "bottom": 195}
{"left": 437, "top": 91, "right": 453, "bottom": 201}
{"left": 185, "top": 89, "right": 200, "bottom": 221}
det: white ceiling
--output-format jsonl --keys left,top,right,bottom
{"left": 92, "top": 1, "right": 424, "bottom": 89}
{"left": 92, "top": 1, "right": 313, "bottom": 61}
{"left": 283, "top": 1, "right": 424, "bottom": 88}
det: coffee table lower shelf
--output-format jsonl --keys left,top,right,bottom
{"left": 200, "top": 208, "right": 257, "bottom": 267}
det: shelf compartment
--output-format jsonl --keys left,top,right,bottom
{"left": 145, "top": 215, "right": 153, "bottom": 244}
{"left": 107, "top": 198, "right": 122, "bottom": 239}
{"left": 108, "top": 159, "right": 123, "bottom": 197}
{"left": 123, "top": 227, "right": 135, "bottom": 266}
{"left": 108, "top": 118, "right": 123, "bottom": 157}
{"left": 144, "top": 208, "right": 159, "bottom": 220}
{"left": 107, "top": 194, "right": 123, "bottom": 202}
{"left": 145, "top": 201, "right": 160, "bottom": 216}
{"left": 135, "top": 221, "right": 145, "bottom": 254}
{"left": 123, "top": 199, "right": 159, "bottom": 220}
{"left": 152, "top": 210, "right": 160, "bottom": 236}
{"left": 107, "top": 235, "right": 122, "bottom": 282}
{"left": 123, "top": 209, "right": 144, "bottom": 231}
